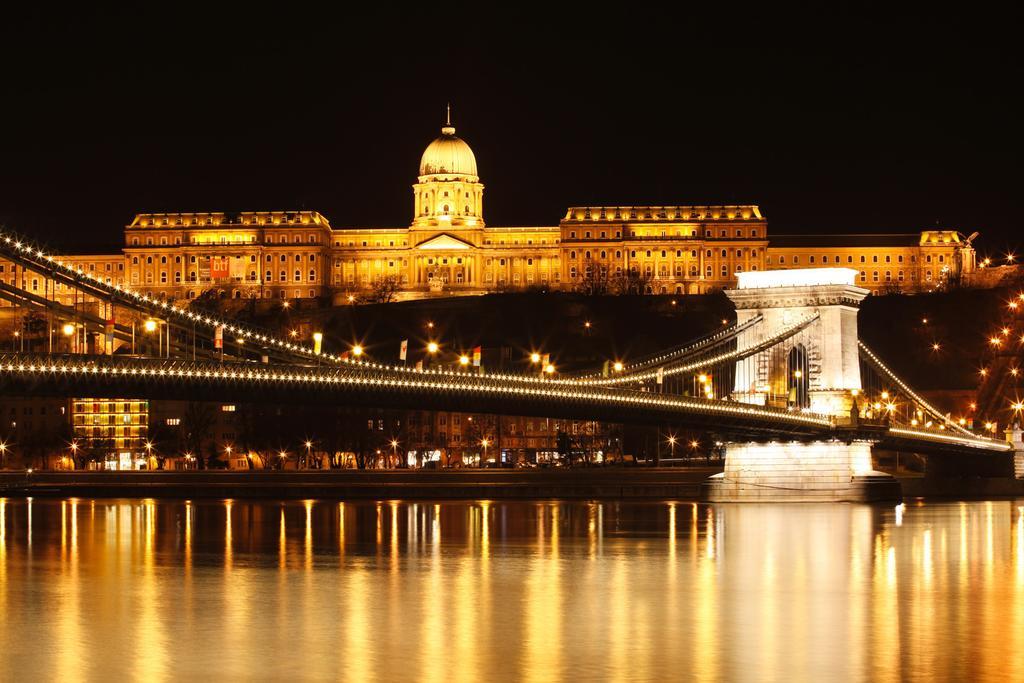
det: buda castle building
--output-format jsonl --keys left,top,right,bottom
{"left": 3, "top": 116, "right": 977, "bottom": 305}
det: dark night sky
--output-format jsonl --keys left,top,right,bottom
{"left": 0, "top": 7, "right": 1019, "bottom": 257}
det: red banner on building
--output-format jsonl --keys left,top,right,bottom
{"left": 211, "top": 257, "right": 230, "bottom": 279}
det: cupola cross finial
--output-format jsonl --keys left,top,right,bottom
{"left": 446, "top": 102, "right": 451, "bottom": 126}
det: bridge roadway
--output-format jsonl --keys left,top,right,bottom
{"left": 0, "top": 353, "right": 1011, "bottom": 455}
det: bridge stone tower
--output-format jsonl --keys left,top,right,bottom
{"left": 706, "top": 268, "right": 900, "bottom": 502}
{"left": 728, "top": 268, "right": 867, "bottom": 415}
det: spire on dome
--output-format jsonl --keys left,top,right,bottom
{"left": 442, "top": 103, "right": 455, "bottom": 136}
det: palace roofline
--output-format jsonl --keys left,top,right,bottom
{"left": 563, "top": 205, "right": 764, "bottom": 221}
{"left": 770, "top": 233, "right": 966, "bottom": 248}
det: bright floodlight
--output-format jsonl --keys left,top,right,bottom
{"left": 736, "top": 268, "right": 858, "bottom": 290}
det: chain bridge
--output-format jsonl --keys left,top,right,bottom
{"left": 0, "top": 229, "right": 1015, "bottom": 501}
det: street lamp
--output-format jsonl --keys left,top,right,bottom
{"left": 427, "top": 341, "right": 439, "bottom": 354}
{"left": 481, "top": 438, "right": 490, "bottom": 466}
{"left": 544, "top": 363, "right": 555, "bottom": 375}
{"left": 390, "top": 439, "right": 399, "bottom": 466}
{"left": 351, "top": 344, "right": 363, "bottom": 357}
{"left": 143, "top": 319, "right": 158, "bottom": 333}
{"left": 62, "top": 322, "right": 75, "bottom": 337}
{"left": 667, "top": 435, "right": 676, "bottom": 458}
{"left": 0, "top": 441, "right": 7, "bottom": 469}
{"left": 304, "top": 440, "right": 313, "bottom": 469}
{"left": 459, "top": 354, "right": 470, "bottom": 367}
{"left": 530, "top": 352, "right": 541, "bottom": 364}
{"left": 613, "top": 361, "right": 624, "bottom": 372}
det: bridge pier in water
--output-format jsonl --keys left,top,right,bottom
{"left": 706, "top": 268, "right": 901, "bottom": 503}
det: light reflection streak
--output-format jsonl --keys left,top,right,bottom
{"left": 343, "top": 557, "right": 370, "bottom": 683}
{"left": 137, "top": 499, "right": 166, "bottom": 681}
{"left": 922, "top": 529, "right": 933, "bottom": 586}
{"left": 420, "top": 503, "right": 445, "bottom": 683}
{"left": 693, "top": 504, "right": 717, "bottom": 681}
{"left": 338, "top": 502, "right": 346, "bottom": 561}
{"left": 56, "top": 500, "right": 82, "bottom": 682}
{"left": 278, "top": 506, "right": 287, "bottom": 570}
{"left": 522, "top": 504, "right": 562, "bottom": 682}
{"left": 184, "top": 500, "right": 193, "bottom": 572}
{"left": 224, "top": 499, "right": 233, "bottom": 571}
{"left": 1017, "top": 506, "right": 1024, "bottom": 584}
{"left": 389, "top": 500, "right": 398, "bottom": 568}
{"left": 305, "top": 499, "right": 314, "bottom": 570}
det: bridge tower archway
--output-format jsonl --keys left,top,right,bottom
{"left": 787, "top": 343, "right": 810, "bottom": 409}
{"left": 726, "top": 267, "right": 869, "bottom": 417}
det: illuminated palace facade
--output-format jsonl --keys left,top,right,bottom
{"left": 2, "top": 116, "right": 976, "bottom": 307}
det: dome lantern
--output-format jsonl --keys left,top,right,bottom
{"left": 418, "top": 108, "right": 478, "bottom": 179}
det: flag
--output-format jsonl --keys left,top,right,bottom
{"left": 542, "top": 353, "right": 550, "bottom": 368}
{"left": 602, "top": 360, "right": 609, "bottom": 377}
{"left": 656, "top": 367, "right": 664, "bottom": 385}
{"left": 415, "top": 359, "right": 423, "bottom": 371}
{"left": 214, "top": 325, "right": 224, "bottom": 350}
{"left": 400, "top": 339, "right": 408, "bottom": 361}
{"left": 312, "top": 333, "right": 323, "bottom": 355}
{"left": 105, "top": 319, "right": 114, "bottom": 355}
{"left": 340, "top": 350, "right": 350, "bottom": 360}
{"left": 472, "top": 346, "right": 482, "bottom": 367}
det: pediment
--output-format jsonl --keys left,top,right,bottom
{"left": 415, "top": 233, "right": 475, "bottom": 250}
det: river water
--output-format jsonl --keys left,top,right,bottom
{"left": 1, "top": 497, "right": 1022, "bottom": 681}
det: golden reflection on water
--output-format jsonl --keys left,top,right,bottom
{"left": 3, "top": 499, "right": 1024, "bottom": 680}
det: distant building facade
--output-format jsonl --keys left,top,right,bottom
{"left": 0, "top": 115, "right": 978, "bottom": 305}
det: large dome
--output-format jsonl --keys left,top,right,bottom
{"left": 419, "top": 124, "right": 478, "bottom": 178}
